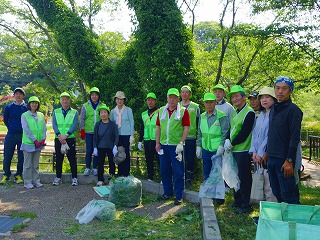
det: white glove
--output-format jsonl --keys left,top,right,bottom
{"left": 216, "top": 146, "right": 224, "bottom": 156}
{"left": 176, "top": 152, "right": 182, "bottom": 162}
{"left": 196, "top": 147, "right": 202, "bottom": 158}
{"left": 93, "top": 147, "right": 98, "bottom": 156}
{"left": 138, "top": 142, "right": 143, "bottom": 151}
{"left": 175, "top": 142, "right": 184, "bottom": 154}
{"left": 112, "top": 145, "right": 118, "bottom": 156}
{"left": 60, "top": 143, "right": 70, "bottom": 154}
{"left": 130, "top": 135, "right": 135, "bottom": 145}
{"left": 224, "top": 139, "right": 232, "bottom": 151}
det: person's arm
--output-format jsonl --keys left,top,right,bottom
{"left": 180, "top": 109, "right": 190, "bottom": 143}
{"left": 52, "top": 111, "right": 60, "bottom": 136}
{"left": 21, "top": 113, "right": 37, "bottom": 141}
{"left": 287, "top": 107, "right": 303, "bottom": 160}
{"left": 231, "top": 111, "right": 255, "bottom": 146}
{"left": 42, "top": 114, "right": 47, "bottom": 141}
{"left": 196, "top": 115, "right": 202, "bottom": 147}
{"left": 219, "top": 115, "right": 229, "bottom": 147}
{"left": 139, "top": 117, "right": 144, "bottom": 142}
{"left": 128, "top": 107, "right": 134, "bottom": 136}
{"left": 3, "top": 105, "right": 9, "bottom": 128}
{"left": 79, "top": 105, "right": 86, "bottom": 130}
{"left": 93, "top": 122, "right": 99, "bottom": 148}
{"left": 155, "top": 113, "right": 161, "bottom": 152}
{"left": 67, "top": 111, "right": 79, "bottom": 136}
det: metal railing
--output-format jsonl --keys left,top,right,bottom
{"left": 309, "top": 135, "right": 320, "bottom": 161}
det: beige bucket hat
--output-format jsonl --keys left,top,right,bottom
{"left": 258, "top": 87, "right": 276, "bottom": 99}
{"left": 113, "top": 91, "right": 126, "bottom": 99}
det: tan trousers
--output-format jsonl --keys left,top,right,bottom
{"left": 23, "top": 151, "right": 41, "bottom": 184}
{"left": 263, "top": 169, "right": 277, "bottom": 202}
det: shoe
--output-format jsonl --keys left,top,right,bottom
{"left": 83, "top": 168, "right": 90, "bottom": 176}
{"left": 0, "top": 176, "right": 9, "bottom": 184}
{"left": 15, "top": 175, "right": 23, "bottom": 184}
{"left": 213, "top": 198, "right": 225, "bottom": 205}
{"left": 231, "top": 202, "right": 241, "bottom": 208}
{"left": 158, "top": 194, "right": 172, "bottom": 200}
{"left": 96, "top": 181, "right": 103, "bottom": 186}
{"left": 252, "top": 216, "right": 259, "bottom": 225}
{"left": 24, "top": 183, "right": 34, "bottom": 189}
{"left": 174, "top": 198, "right": 182, "bottom": 205}
{"left": 33, "top": 182, "right": 43, "bottom": 188}
{"left": 235, "top": 206, "right": 253, "bottom": 214}
{"left": 91, "top": 168, "right": 98, "bottom": 176}
{"left": 71, "top": 178, "right": 78, "bottom": 186}
{"left": 52, "top": 177, "right": 62, "bottom": 186}
{"left": 147, "top": 179, "right": 154, "bottom": 182}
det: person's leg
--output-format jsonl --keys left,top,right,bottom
{"left": 106, "top": 148, "right": 115, "bottom": 176}
{"left": 84, "top": 133, "right": 94, "bottom": 169}
{"left": 3, "top": 133, "right": 16, "bottom": 177}
{"left": 144, "top": 140, "right": 154, "bottom": 180}
{"left": 22, "top": 151, "right": 33, "bottom": 185}
{"left": 32, "top": 151, "right": 41, "bottom": 184}
{"left": 278, "top": 164, "right": 299, "bottom": 204}
{"left": 97, "top": 147, "right": 107, "bottom": 182}
{"left": 202, "top": 149, "right": 215, "bottom": 180}
{"left": 267, "top": 157, "right": 283, "bottom": 202}
{"left": 15, "top": 133, "right": 24, "bottom": 177}
{"left": 66, "top": 138, "right": 77, "bottom": 179}
{"left": 184, "top": 139, "right": 196, "bottom": 186}
{"left": 54, "top": 138, "right": 63, "bottom": 178}
{"left": 159, "top": 145, "right": 173, "bottom": 196}
{"left": 118, "top": 135, "right": 130, "bottom": 176}
{"left": 171, "top": 146, "right": 184, "bottom": 200}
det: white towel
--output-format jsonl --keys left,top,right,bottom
{"left": 160, "top": 103, "right": 181, "bottom": 120}
{"left": 115, "top": 105, "right": 125, "bottom": 128}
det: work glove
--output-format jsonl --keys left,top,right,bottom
{"left": 80, "top": 129, "right": 86, "bottom": 140}
{"left": 216, "top": 146, "right": 224, "bottom": 157}
{"left": 40, "top": 139, "right": 46, "bottom": 146}
{"left": 34, "top": 140, "right": 41, "bottom": 148}
{"left": 281, "top": 160, "right": 294, "bottom": 178}
{"left": 175, "top": 142, "right": 184, "bottom": 154}
{"left": 224, "top": 139, "right": 232, "bottom": 151}
{"left": 61, "top": 143, "right": 70, "bottom": 154}
{"left": 176, "top": 152, "right": 182, "bottom": 162}
{"left": 261, "top": 153, "right": 268, "bottom": 169}
{"left": 93, "top": 147, "right": 98, "bottom": 156}
{"left": 138, "top": 142, "right": 143, "bottom": 151}
{"left": 112, "top": 145, "right": 118, "bottom": 156}
{"left": 130, "top": 135, "right": 134, "bottom": 145}
{"left": 196, "top": 147, "right": 202, "bottom": 159}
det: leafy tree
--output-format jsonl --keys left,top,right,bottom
{"left": 0, "top": 84, "right": 12, "bottom": 96}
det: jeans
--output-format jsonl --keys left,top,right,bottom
{"left": 267, "top": 156, "right": 299, "bottom": 204}
{"left": 3, "top": 133, "right": 24, "bottom": 177}
{"left": 143, "top": 140, "right": 159, "bottom": 180}
{"left": 202, "top": 149, "right": 217, "bottom": 180}
{"left": 184, "top": 138, "right": 196, "bottom": 175}
{"left": 159, "top": 145, "right": 184, "bottom": 199}
{"left": 85, "top": 133, "right": 98, "bottom": 169}
{"left": 97, "top": 147, "right": 114, "bottom": 181}
{"left": 118, "top": 135, "right": 130, "bottom": 177}
{"left": 54, "top": 138, "right": 77, "bottom": 179}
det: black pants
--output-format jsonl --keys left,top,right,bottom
{"left": 54, "top": 138, "right": 77, "bottom": 179}
{"left": 144, "top": 140, "right": 159, "bottom": 180}
{"left": 97, "top": 147, "right": 114, "bottom": 181}
{"left": 118, "top": 135, "right": 130, "bottom": 177}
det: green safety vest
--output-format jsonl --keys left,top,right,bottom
{"left": 200, "top": 110, "right": 226, "bottom": 152}
{"left": 230, "top": 104, "right": 253, "bottom": 152}
{"left": 84, "top": 101, "right": 103, "bottom": 132}
{"left": 182, "top": 101, "right": 199, "bottom": 138}
{"left": 141, "top": 109, "right": 158, "bottom": 141}
{"left": 22, "top": 112, "right": 45, "bottom": 145}
{"left": 159, "top": 106, "right": 185, "bottom": 145}
{"left": 54, "top": 108, "right": 77, "bottom": 138}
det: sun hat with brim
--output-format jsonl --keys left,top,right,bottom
{"left": 113, "top": 91, "right": 126, "bottom": 99}
{"left": 167, "top": 88, "right": 180, "bottom": 97}
{"left": 258, "top": 87, "right": 276, "bottom": 99}
{"left": 213, "top": 84, "right": 226, "bottom": 92}
{"left": 203, "top": 93, "right": 216, "bottom": 102}
{"left": 226, "top": 85, "right": 246, "bottom": 98}
{"left": 28, "top": 96, "right": 40, "bottom": 103}
{"left": 14, "top": 87, "right": 25, "bottom": 95}
{"left": 60, "top": 92, "right": 71, "bottom": 98}
{"left": 97, "top": 105, "right": 110, "bottom": 114}
{"left": 146, "top": 92, "right": 157, "bottom": 100}
{"left": 90, "top": 87, "right": 100, "bottom": 93}
{"left": 181, "top": 85, "right": 192, "bottom": 93}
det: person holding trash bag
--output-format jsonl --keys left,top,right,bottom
{"left": 196, "top": 92, "right": 229, "bottom": 204}
{"left": 93, "top": 105, "right": 119, "bottom": 186}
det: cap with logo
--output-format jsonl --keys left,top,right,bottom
{"left": 226, "top": 85, "right": 245, "bottom": 98}
{"left": 90, "top": 87, "right": 100, "bottom": 94}
{"left": 248, "top": 92, "right": 259, "bottom": 99}
{"left": 146, "top": 92, "right": 157, "bottom": 100}
{"left": 203, "top": 92, "right": 216, "bottom": 102}
{"left": 213, "top": 84, "right": 226, "bottom": 92}
{"left": 14, "top": 87, "right": 25, "bottom": 95}
{"left": 167, "top": 88, "right": 180, "bottom": 97}
{"left": 181, "top": 85, "right": 192, "bottom": 93}
{"left": 28, "top": 96, "right": 40, "bottom": 103}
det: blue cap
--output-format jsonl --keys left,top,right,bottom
{"left": 275, "top": 76, "right": 294, "bottom": 92}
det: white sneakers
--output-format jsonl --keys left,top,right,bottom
{"left": 83, "top": 168, "right": 90, "bottom": 176}
{"left": 71, "top": 178, "right": 78, "bottom": 186}
{"left": 24, "top": 183, "right": 34, "bottom": 189}
{"left": 91, "top": 168, "right": 98, "bottom": 176}
{"left": 52, "top": 177, "right": 62, "bottom": 186}
{"left": 34, "top": 182, "right": 43, "bottom": 188}
{"left": 84, "top": 168, "right": 98, "bottom": 176}
{"left": 96, "top": 181, "right": 103, "bottom": 186}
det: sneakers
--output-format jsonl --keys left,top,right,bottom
{"left": 83, "top": 168, "right": 90, "bottom": 176}
{"left": 96, "top": 181, "right": 103, "bottom": 186}
{"left": 91, "top": 168, "right": 98, "bottom": 176}
{"left": 174, "top": 198, "right": 183, "bottom": 205}
{"left": 15, "top": 175, "right": 23, "bottom": 184}
{"left": 33, "top": 182, "right": 43, "bottom": 188}
{"left": 0, "top": 176, "right": 9, "bottom": 184}
{"left": 158, "top": 194, "right": 172, "bottom": 200}
{"left": 52, "top": 177, "right": 62, "bottom": 186}
{"left": 24, "top": 183, "right": 34, "bottom": 189}
{"left": 71, "top": 178, "right": 78, "bottom": 186}
{"left": 147, "top": 179, "right": 154, "bottom": 182}
{"left": 235, "top": 205, "right": 253, "bottom": 215}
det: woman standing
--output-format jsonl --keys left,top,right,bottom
{"left": 110, "top": 91, "right": 134, "bottom": 177}
{"left": 93, "top": 106, "right": 119, "bottom": 186}
{"left": 80, "top": 87, "right": 105, "bottom": 176}
{"left": 249, "top": 87, "right": 277, "bottom": 202}
{"left": 21, "top": 96, "right": 46, "bottom": 189}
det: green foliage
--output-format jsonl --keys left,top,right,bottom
{"left": 0, "top": 84, "right": 12, "bottom": 96}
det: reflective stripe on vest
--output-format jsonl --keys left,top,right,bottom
{"left": 84, "top": 102, "right": 102, "bottom": 132}
{"left": 22, "top": 112, "right": 45, "bottom": 145}
{"left": 200, "top": 110, "right": 226, "bottom": 152}
{"left": 54, "top": 108, "right": 77, "bottom": 138}
{"left": 159, "top": 106, "right": 185, "bottom": 145}
{"left": 182, "top": 101, "right": 199, "bottom": 138}
{"left": 141, "top": 109, "right": 158, "bottom": 141}
{"left": 230, "top": 104, "right": 253, "bottom": 152}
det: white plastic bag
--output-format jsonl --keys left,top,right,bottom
{"left": 222, "top": 149, "right": 240, "bottom": 192}
{"left": 75, "top": 199, "right": 116, "bottom": 224}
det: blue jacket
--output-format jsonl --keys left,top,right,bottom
{"left": 3, "top": 101, "right": 28, "bottom": 134}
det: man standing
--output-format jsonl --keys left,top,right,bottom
{"left": 156, "top": 88, "right": 190, "bottom": 205}
{"left": 138, "top": 92, "right": 159, "bottom": 181}
{"left": 52, "top": 92, "right": 79, "bottom": 186}
{"left": 180, "top": 85, "right": 200, "bottom": 188}
{"left": 213, "top": 84, "right": 234, "bottom": 125}
{"left": 1, "top": 88, "right": 27, "bottom": 184}
{"left": 225, "top": 85, "right": 255, "bottom": 214}
{"left": 266, "top": 76, "right": 302, "bottom": 204}
{"left": 248, "top": 91, "right": 261, "bottom": 118}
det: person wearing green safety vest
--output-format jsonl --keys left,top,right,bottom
{"left": 21, "top": 96, "right": 47, "bottom": 189}
{"left": 80, "top": 87, "right": 105, "bottom": 176}
{"left": 155, "top": 88, "right": 190, "bottom": 205}
{"left": 225, "top": 85, "right": 255, "bottom": 214}
{"left": 196, "top": 93, "right": 229, "bottom": 205}
{"left": 138, "top": 92, "right": 159, "bottom": 181}
{"left": 213, "top": 83, "right": 234, "bottom": 125}
{"left": 52, "top": 92, "right": 79, "bottom": 186}
{"left": 180, "top": 85, "right": 200, "bottom": 189}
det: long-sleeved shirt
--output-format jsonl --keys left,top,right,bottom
{"left": 196, "top": 109, "right": 229, "bottom": 148}
{"left": 3, "top": 101, "right": 27, "bottom": 134}
{"left": 215, "top": 98, "right": 234, "bottom": 125}
{"left": 79, "top": 100, "right": 102, "bottom": 132}
{"left": 139, "top": 107, "right": 158, "bottom": 142}
{"left": 93, "top": 120, "right": 119, "bottom": 149}
{"left": 110, "top": 106, "right": 134, "bottom": 136}
{"left": 52, "top": 107, "right": 79, "bottom": 137}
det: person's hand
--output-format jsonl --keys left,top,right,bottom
{"left": 196, "top": 147, "right": 201, "bottom": 158}
{"left": 93, "top": 148, "right": 98, "bottom": 156}
{"left": 261, "top": 153, "right": 268, "bottom": 166}
{"left": 155, "top": 143, "right": 161, "bottom": 153}
{"left": 80, "top": 129, "right": 86, "bottom": 140}
{"left": 216, "top": 146, "right": 224, "bottom": 157}
{"left": 112, "top": 145, "right": 118, "bottom": 156}
{"left": 34, "top": 140, "right": 41, "bottom": 148}
{"left": 224, "top": 139, "right": 232, "bottom": 151}
{"left": 130, "top": 135, "right": 134, "bottom": 145}
{"left": 175, "top": 142, "right": 184, "bottom": 154}
{"left": 256, "top": 154, "right": 262, "bottom": 163}
{"left": 138, "top": 142, "right": 143, "bottom": 151}
{"left": 281, "top": 160, "right": 294, "bottom": 178}
{"left": 40, "top": 139, "right": 46, "bottom": 146}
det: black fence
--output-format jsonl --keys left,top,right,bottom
{"left": 309, "top": 135, "right": 320, "bottom": 161}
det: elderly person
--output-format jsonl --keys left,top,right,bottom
{"left": 213, "top": 84, "right": 234, "bottom": 125}
{"left": 110, "top": 91, "right": 134, "bottom": 177}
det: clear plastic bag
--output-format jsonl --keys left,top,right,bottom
{"left": 75, "top": 199, "right": 116, "bottom": 224}
{"left": 222, "top": 149, "right": 240, "bottom": 192}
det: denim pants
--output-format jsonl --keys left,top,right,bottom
{"left": 233, "top": 151, "right": 252, "bottom": 208}
{"left": 202, "top": 149, "right": 217, "bottom": 180}
{"left": 97, "top": 147, "right": 114, "bottom": 181}
{"left": 85, "top": 133, "right": 98, "bottom": 169}
{"left": 54, "top": 138, "right": 77, "bottom": 179}
{"left": 143, "top": 140, "right": 159, "bottom": 180}
{"left": 267, "top": 156, "right": 299, "bottom": 204}
{"left": 159, "top": 145, "right": 184, "bottom": 199}
{"left": 118, "top": 135, "right": 130, "bottom": 177}
{"left": 3, "top": 133, "right": 24, "bottom": 177}
{"left": 184, "top": 138, "right": 196, "bottom": 175}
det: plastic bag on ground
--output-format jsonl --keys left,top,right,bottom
{"left": 222, "top": 149, "right": 240, "bottom": 192}
{"left": 75, "top": 199, "right": 116, "bottom": 224}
